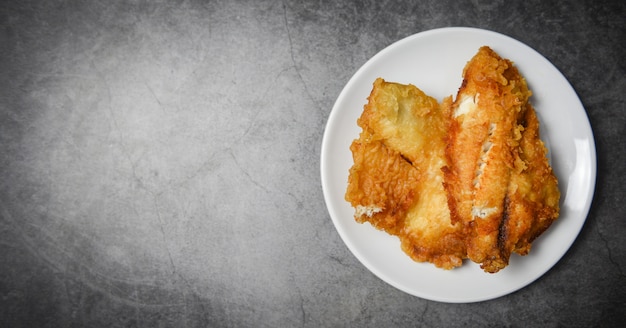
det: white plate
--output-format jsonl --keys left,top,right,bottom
{"left": 320, "top": 27, "right": 596, "bottom": 303}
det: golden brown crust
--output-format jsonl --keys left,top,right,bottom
{"left": 443, "top": 46, "right": 560, "bottom": 273}
{"left": 346, "top": 137, "right": 419, "bottom": 235}
{"left": 345, "top": 78, "right": 466, "bottom": 269}
{"left": 504, "top": 105, "right": 560, "bottom": 256}
{"left": 345, "top": 47, "right": 560, "bottom": 273}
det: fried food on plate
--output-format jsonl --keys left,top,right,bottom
{"left": 345, "top": 78, "right": 466, "bottom": 269}
{"left": 443, "top": 46, "right": 560, "bottom": 273}
{"left": 344, "top": 47, "right": 560, "bottom": 273}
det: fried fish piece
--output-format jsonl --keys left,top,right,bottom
{"left": 443, "top": 46, "right": 560, "bottom": 273}
{"left": 346, "top": 47, "right": 559, "bottom": 273}
{"left": 346, "top": 78, "right": 466, "bottom": 269}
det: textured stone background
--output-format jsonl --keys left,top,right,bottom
{"left": 1, "top": 0, "right": 624, "bottom": 327}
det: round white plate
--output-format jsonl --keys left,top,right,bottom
{"left": 320, "top": 27, "right": 596, "bottom": 303}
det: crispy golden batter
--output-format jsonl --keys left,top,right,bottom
{"left": 345, "top": 47, "right": 559, "bottom": 273}
{"left": 346, "top": 137, "right": 420, "bottom": 236}
{"left": 443, "top": 46, "right": 560, "bottom": 273}
{"left": 504, "top": 105, "right": 560, "bottom": 256}
{"left": 346, "top": 78, "right": 466, "bottom": 269}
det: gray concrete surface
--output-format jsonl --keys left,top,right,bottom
{"left": 1, "top": 0, "right": 624, "bottom": 326}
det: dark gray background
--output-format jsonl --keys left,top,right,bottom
{"left": 1, "top": 0, "right": 624, "bottom": 327}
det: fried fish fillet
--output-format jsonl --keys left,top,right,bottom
{"left": 346, "top": 78, "right": 466, "bottom": 269}
{"left": 443, "top": 46, "right": 560, "bottom": 273}
{"left": 345, "top": 47, "right": 559, "bottom": 273}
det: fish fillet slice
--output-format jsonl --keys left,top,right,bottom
{"left": 346, "top": 78, "right": 465, "bottom": 269}
{"left": 444, "top": 46, "right": 560, "bottom": 273}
